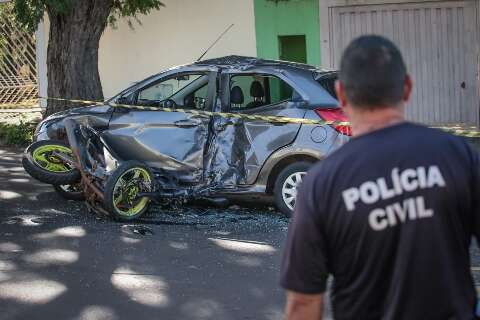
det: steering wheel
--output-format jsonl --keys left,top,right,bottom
{"left": 161, "top": 99, "right": 177, "bottom": 108}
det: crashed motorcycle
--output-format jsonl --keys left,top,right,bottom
{"left": 22, "top": 116, "right": 223, "bottom": 221}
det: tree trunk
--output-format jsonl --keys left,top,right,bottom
{"left": 45, "top": 0, "right": 113, "bottom": 117}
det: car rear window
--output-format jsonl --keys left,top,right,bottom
{"left": 315, "top": 73, "right": 338, "bottom": 99}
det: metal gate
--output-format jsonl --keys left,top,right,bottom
{"left": 0, "top": 3, "right": 38, "bottom": 108}
{"left": 320, "top": 0, "right": 479, "bottom": 126}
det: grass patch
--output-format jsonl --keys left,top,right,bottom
{"left": 0, "top": 121, "right": 36, "bottom": 147}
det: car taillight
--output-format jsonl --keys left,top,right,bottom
{"left": 314, "top": 108, "right": 352, "bottom": 136}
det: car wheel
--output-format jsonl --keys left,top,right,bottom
{"left": 274, "top": 162, "right": 312, "bottom": 218}
{"left": 103, "top": 161, "right": 154, "bottom": 221}
{"left": 53, "top": 184, "right": 85, "bottom": 201}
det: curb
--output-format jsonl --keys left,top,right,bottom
{"left": 0, "top": 108, "right": 42, "bottom": 113}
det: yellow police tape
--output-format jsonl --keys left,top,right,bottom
{"left": 39, "top": 96, "right": 480, "bottom": 138}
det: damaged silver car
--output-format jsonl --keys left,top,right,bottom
{"left": 22, "top": 56, "right": 350, "bottom": 220}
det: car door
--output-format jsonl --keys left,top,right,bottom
{"left": 103, "top": 70, "right": 216, "bottom": 183}
{"left": 205, "top": 70, "right": 305, "bottom": 186}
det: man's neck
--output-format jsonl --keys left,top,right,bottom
{"left": 348, "top": 105, "right": 406, "bottom": 137}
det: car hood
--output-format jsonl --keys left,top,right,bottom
{"left": 35, "top": 104, "right": 113, "bottom": 141}
{"left": 45, "top": 104, "right": 112, "bottom": 121}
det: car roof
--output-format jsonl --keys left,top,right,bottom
{"left": 111, "top": 56, "right": 338, "bottom": 107}
{"left": 194, "top": 56, "right": 338, "bottom": 107}
{"left": 193, "top": 55, "right": 335, "bottom": 74}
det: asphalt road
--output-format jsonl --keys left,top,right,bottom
{"left": 2, "top": 145, "right": 480, "bottom": 320}
{"left": 0, "top": 148, "right": 291, "bottom": 320}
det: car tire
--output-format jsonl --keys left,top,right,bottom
{"left": 103, "top": 161, "right": 154, "bottom": 221}
{"left": 22, "top": 140, "right": 81, "bottom": 185}
{"left": 274, "top": 162, "right": 312, "bottom": 218}
{"left": 53, "top": 184, "right": 85, "bottom": 201}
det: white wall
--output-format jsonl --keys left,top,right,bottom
{"left": 37, "top": 0, "right": 257, "bottom": 100}
{"left": 99, "top": 0, "right": 257, "bottom": 98}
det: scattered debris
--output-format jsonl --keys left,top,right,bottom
{"left": 121, "top": 225, "right": 154, "bottom": 236}
{"left": 140, "top": 203, "right": 289, "bottom": 233}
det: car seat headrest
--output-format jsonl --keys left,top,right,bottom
{"left": 250, "top": 81, "right": 265, "bottom": 98}
{"left": 230, "top": 86, "right": 244, "bottom": 105}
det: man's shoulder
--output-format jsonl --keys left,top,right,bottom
{"left": 410, "top": 122, "right": 468, "bottom": 140}
{"left": 335, "top": 122, "right": 471, "bottom": 155}
{"left": 415, "top": 123, "right": 477, "bottom": 157}
{"left": 308, "top": 122, "right": 475, "bottom": 179}
{"left": 405, "top": 122, "right": 472, "bottom": 144}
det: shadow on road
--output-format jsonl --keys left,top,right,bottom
{"left": 4, "top": 140, "right": 478, "bottom": 320}
{"left": 0, "top": 147, "right": 288, "bottom": 320}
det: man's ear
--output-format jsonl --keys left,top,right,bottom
{"left": 403, "top": 74, "right": 413, "bottom": 103}
{"left": 335, "top": 80, "right": 348, "bottom": 108}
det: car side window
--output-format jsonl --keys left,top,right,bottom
{"left": 229, "top": 74, "right": 296, "bottom": 111}
{"left": 137, "top": 73, "right": 209, "bottom": 109}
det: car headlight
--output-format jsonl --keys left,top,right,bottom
{"left": 34, "top": 121, "right": 49, "bottom": 136}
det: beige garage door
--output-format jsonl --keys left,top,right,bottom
{"left": 325, "top": 1, "right": 479, "bottom": 126}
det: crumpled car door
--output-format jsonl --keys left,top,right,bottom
{"left": 103, "top": 72, "right": 216, "bottom": 183}
{"left": 205, "top": 72, "right": 304, "bottom": 186}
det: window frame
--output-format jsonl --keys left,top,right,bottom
{"left": 315, "top": 72, "right": 338, "bottom": 100}
{"left": 226, "top": 72, "right": 303, "bottom": 113}
{"left": 133, "top": 71, "right": 214, "bottom": 111}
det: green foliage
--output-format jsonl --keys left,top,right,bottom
{"left": 11, "top": 0, "right": 46, "bottom": 32}
{"left": 110, "top": 0, "right": 165, "bottom": 27}
{"left": 0, "top": 121, "right": 35, "bottom": 147}
{"left": 11, "top": 0, "right": 164, "bottom": 32}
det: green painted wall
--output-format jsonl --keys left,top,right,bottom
{"left": 253, "top": 0, "right": 321, "bottom": 66}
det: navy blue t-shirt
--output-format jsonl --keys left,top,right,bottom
{"left": 281, "top": 122, "right": 480, "bottom": 320}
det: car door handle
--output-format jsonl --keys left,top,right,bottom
{"left": 173, "top": 119, "right": 202, "bottom": 128}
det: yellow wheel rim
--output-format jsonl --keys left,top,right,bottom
{"left": 112, "top": 167, "right": 152, "bottom": 216}
{"left": 32, "top": 144, "right": 74, "bottom": 173}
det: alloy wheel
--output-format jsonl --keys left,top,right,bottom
{"left": 281, "top": 171, "right": 306, "bottom": 211}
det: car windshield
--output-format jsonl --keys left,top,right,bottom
{"left": 168, "top": 75, "right": 209, "bottom": 100}
{"left": 138, "top": 74, "right": 207, "bottom": 102}
{"left": 108, "top": 73, "right": 161, "bottom": 103}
